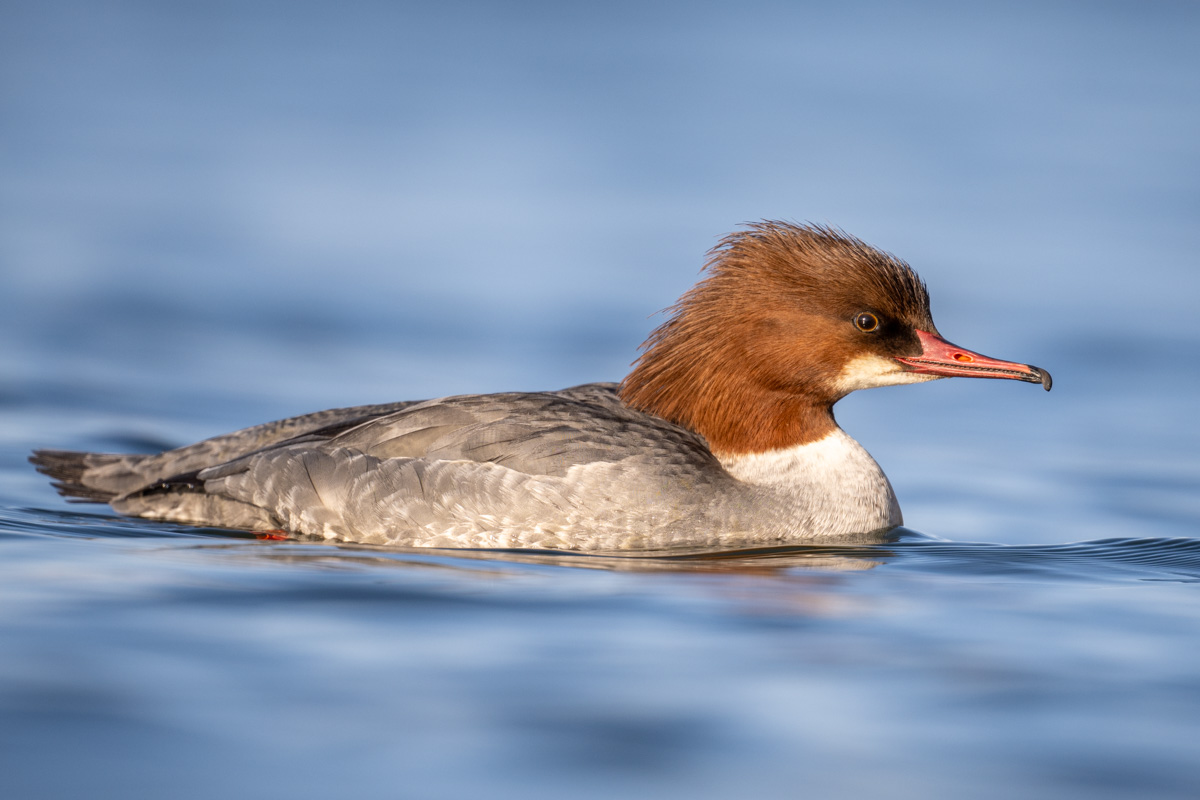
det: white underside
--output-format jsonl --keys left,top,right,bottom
{"left": 719, "top": 428, "right": 902, "bottom": 536}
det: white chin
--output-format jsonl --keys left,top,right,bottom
{"left": 834, "top": 354, "right": 942, "bottom": 393}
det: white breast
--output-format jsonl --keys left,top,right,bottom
{"left": 719, "top": 428, "right": 902, "bottom": 536}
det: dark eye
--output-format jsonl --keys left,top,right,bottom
{"left": 854, "top": 312, "right": 879, "bottom": 332}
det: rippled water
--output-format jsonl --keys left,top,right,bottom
{"left": 3, "top": 512, "right": 1199, "bottom": 799}
{"left": 3, "top": 2, "right": 1200, "bottom": 798}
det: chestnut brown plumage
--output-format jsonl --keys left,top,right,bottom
{"left": 621, "top": 222, "right": 938, "bottom": 455}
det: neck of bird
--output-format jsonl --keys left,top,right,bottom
{"left": 620, "top": 334, "right": 840, "bottom": 456}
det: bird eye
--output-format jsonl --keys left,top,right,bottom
{"left": 854, "top": 312, "right": 879, "bottom": 332}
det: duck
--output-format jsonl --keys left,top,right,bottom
{"left": 31, "top": 222, "right": 1051, "bottom": 551}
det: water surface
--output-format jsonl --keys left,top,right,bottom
{"left": 2, "top": 2, "right": 1199, "bottom": 798}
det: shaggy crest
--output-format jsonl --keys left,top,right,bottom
{"left": 620, "top": 221, "right": 935, "bottom": 454}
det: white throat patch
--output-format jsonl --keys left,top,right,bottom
{"left": 834, "top": 353, "right": 940, "bottom": 394}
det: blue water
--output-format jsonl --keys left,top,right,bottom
{"left": 2, "top": 2, "right": 1199, "bottom": 798}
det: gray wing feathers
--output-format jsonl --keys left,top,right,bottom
{"left": 336, "top": 385, "right": 718, "bottom": 477}
{"left": 201, "top": 443, "right": 727, "bottom": 548}
{"left": 32, "top": 399, "right": 423, "bottom": 501}
{"left": 37, "top": 383, "right": 737, "bottom": 547}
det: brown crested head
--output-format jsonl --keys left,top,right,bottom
{"left": 620, "top": 221, "right": 938, "bottom": 455}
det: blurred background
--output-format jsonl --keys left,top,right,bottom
{"left": 3, "top": 4, "right": 1200, "bottom": 800}
{"left": 2, "top": 1, "right": 1198, "bottom": 544}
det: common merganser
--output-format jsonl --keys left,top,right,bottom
{"left": 32, "top": 222, "right": 1050, "bottom": 551}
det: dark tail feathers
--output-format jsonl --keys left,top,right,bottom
{"left": 29, "top": 449, "right": 120, "bottom": 503}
